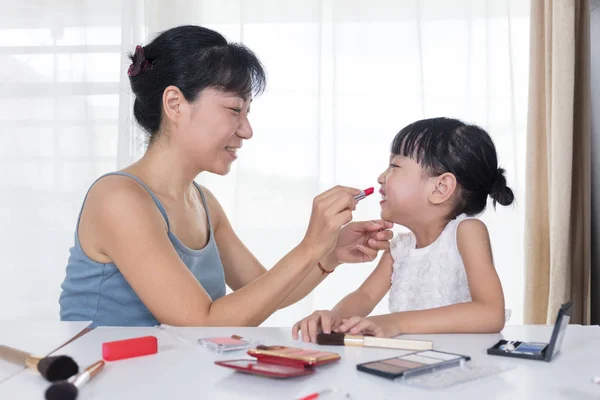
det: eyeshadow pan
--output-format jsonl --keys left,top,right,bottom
{"left": 279, "top": 348, "right": 304, "bottom": 354}
{"left": 203, "top": 337, "right": 246, "bottom": 345}
{"left": 400, "top": 354, "right": 442, "bottom": 365}
{"left": 418, "top": 351, "right": 461, "bottom": 361}
{"left": 362, "top": 361, "right": 407, "bottom": 374}
{"left": 294, "top": 350, "right": 320, "bottom": 356}
{"left": 310, "top": 352, "right": 338, "bottom": 358}
{"left": 383, "top": 358, "right": 423, "bottom": 369}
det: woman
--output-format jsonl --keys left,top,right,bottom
{"left": 59, "top": 25, "right": 393, "bottom": 327}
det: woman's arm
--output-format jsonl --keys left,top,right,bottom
{"left": 85, "top": 177, "right": 358, "bottom": 327}
{"left": 204, "top": 186, "right": 392, "bottom": 309}
{"left": 338, "top": 219, "right": 506, "bottom": 336}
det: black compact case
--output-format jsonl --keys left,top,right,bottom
{"left": 487, "top": 301, "right": 572, "bottom": 362}
{"left": 356, "top": 350, "right": 471, "bottom": 380}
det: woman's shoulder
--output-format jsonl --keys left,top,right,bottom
{"left": 86, "top": 173, "right": 155, "bottom": 207}
{"left": 82, "top": 173, "right": 164, "bottom": 228}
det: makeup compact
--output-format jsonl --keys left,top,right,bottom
{"left": 198, "top": 335, "right": 259, "bottom": 354}
{"left": 487, "top": 301, "right": 572, "bottom": 361}
{"left": 357, "top": 350, "right": 470, "bottom": 380}
{"left": 215, "top": 345, "right": 341, "bottom": 379}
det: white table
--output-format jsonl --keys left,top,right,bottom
{"left": 1, "top": 324, "right": 599, "bottom": 399}
{"left": 0, "top": 320, "right": 90, "bottom": 384}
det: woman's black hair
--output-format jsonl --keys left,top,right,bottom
{"left": 127, "top": 25, "right": 266, "bottom": 143}
{"left": 391, "top": 117, "right": 514, "bottom": 217}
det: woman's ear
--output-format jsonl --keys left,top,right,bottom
{"left": 162, "top": 85, "right": 184, "bottom": 124}
{"left": 429, "top": 173, "right": 457, "bottom": 205}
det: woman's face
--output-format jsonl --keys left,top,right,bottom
{"left": 177, "top": 87, "right": 253, "bottom": 175}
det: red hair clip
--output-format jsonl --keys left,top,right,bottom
{"left": 128, "top": 45, "right": 152, "bottom": 77}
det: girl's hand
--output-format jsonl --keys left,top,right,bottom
{"left": 334, "top": 220, "right": 394, "bottom": 263}
{"left": 291, "top": 310, "right": 343, "bottom": 343}
{"left": 338, "top": 315, "right": 400, "bottom": 338}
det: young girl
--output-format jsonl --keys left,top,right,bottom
{"left": 292, "top": 117, "right": 514, "bottom": 341}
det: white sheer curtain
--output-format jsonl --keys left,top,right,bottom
{"left": 0, "top": 0, "right": 529, "bottom": 326}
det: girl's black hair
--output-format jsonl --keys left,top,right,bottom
{"left": 391, "top": 117, "right": 514, "bottom": 217}
{"left": 128, "top": 25, "right": 266, "bottom": 143}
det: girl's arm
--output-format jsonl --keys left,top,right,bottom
{"left": 331, "top": 250, "right": 393, "bottom": 318}
{"left": 292, "top": 250, "right": 393, "bottom": 342}
{"left": 339, "top": 219, "right": 505, "bottom": 336}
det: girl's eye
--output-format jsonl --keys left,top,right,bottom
{"left": 230, "top": 107, "right": 242, "bottom": 114}
{"left": 389, "top": 163, "right": 399, "bottom": 168}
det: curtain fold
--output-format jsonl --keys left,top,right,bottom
{"left": 524, "top": 0, "right": 591, "bottom": 324}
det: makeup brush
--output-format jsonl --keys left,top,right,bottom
{"left": 0, "top": 345, "right": 79, "bottom": 382}
{"left": 45, "top": 360, "right": 105, "bottom": 400}
{"left": 316, "top": 333, "right": 433, "bottom": 351}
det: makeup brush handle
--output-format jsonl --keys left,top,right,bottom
{"left": 0, "top": 345, "right": 32, "bottom": 367}
{"left": 73, "top": 360, "right": 105, "bottom": 388}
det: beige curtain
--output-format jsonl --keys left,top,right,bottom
{"left": 524, "top": 0, "right": 592, "bottom": 324}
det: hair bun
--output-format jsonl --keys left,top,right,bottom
{"left": 489, "top": 168, "right": 514, "bottom": 207}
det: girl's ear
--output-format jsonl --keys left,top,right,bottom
{"left": 429, "top": 173, "right": 457, "bottom": 205}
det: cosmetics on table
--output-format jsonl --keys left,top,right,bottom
{"left": 44, "top": 360, "right": 105, "bottom": 400}
{"left": 296, "top": 387, "right": 337, "bottom": 400}
{"left": 487, "top": 301, "right": 572, "bottom": 362}
{"left": 0, "top": 345, "right": 79, "bottom": 382}
{"left": 198, "top": 335, "right": 259, "bottom": 354}
{"left": 215, "top": 345, "right": 341, "bottom": 379}
{"left": 356, "top": 350, "right": 470, "bottom": 380}
{"left": 102, "top": 336, "right": 158, "bottom": 361}
{"left": 317, "top": 333, "right": 433, "bottom": 351}
{"left": 247, "top": 345, "right": 341, "bottom": 367}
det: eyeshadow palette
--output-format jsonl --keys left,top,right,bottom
{"left": 215, "top": 345, "right": 341, "bottom": 379}
{"left": 487, "top": 301, "right": 572, "bottom": 361}
{"left": 247, "top": 345, "right": 341, "bottom": 367}
{"left": 357, "top": 350, "right": 470, "bottom": 380}
{"left": 214, "top": 359, "right": 315, "bottom": 378}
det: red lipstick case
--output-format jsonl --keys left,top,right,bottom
{"left": 102, "top": 335, "right": 158, "bottom": 361}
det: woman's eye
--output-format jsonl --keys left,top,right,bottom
{"left": 389, "top": 163, "right": 399, "bottom": 168}
{"left": 230, "top": 107, "right": 242, "bottom": 114}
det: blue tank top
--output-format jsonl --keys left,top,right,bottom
{"left": 59, "top": 172, "right": 226, "bottom": 327}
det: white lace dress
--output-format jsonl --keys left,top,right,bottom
{"left": 388, "top": 214, "right": 474, "bottom": 313}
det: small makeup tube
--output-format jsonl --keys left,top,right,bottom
{"left": 102, "top": 336, "right": 158, "bottom": 361}
{"left": 354, "top": 187, "right": 374, "bottom": 201}
{"left": 317, "top": 333, "right": 432, "bottom": 351}
{"left": 297, "top": 387, "right": 336, "bottom": 400}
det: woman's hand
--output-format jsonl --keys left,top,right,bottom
{"left": 300, "top": 186, "right": 360, "bottom": 259}
{"left": 333, "top": 220, "right": 393, "bottom": 263}
{"left": 337, "top": 315, "right": 400, "bottom": 338}
{"left": 292, "top": 310, "right": 343, "bottom": 343}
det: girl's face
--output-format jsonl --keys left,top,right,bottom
{"left": 377, "top": 154, "right": 431, "bottom": 223}
{"left": 176, "top": 87, "right": 253, "bottom": 175}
